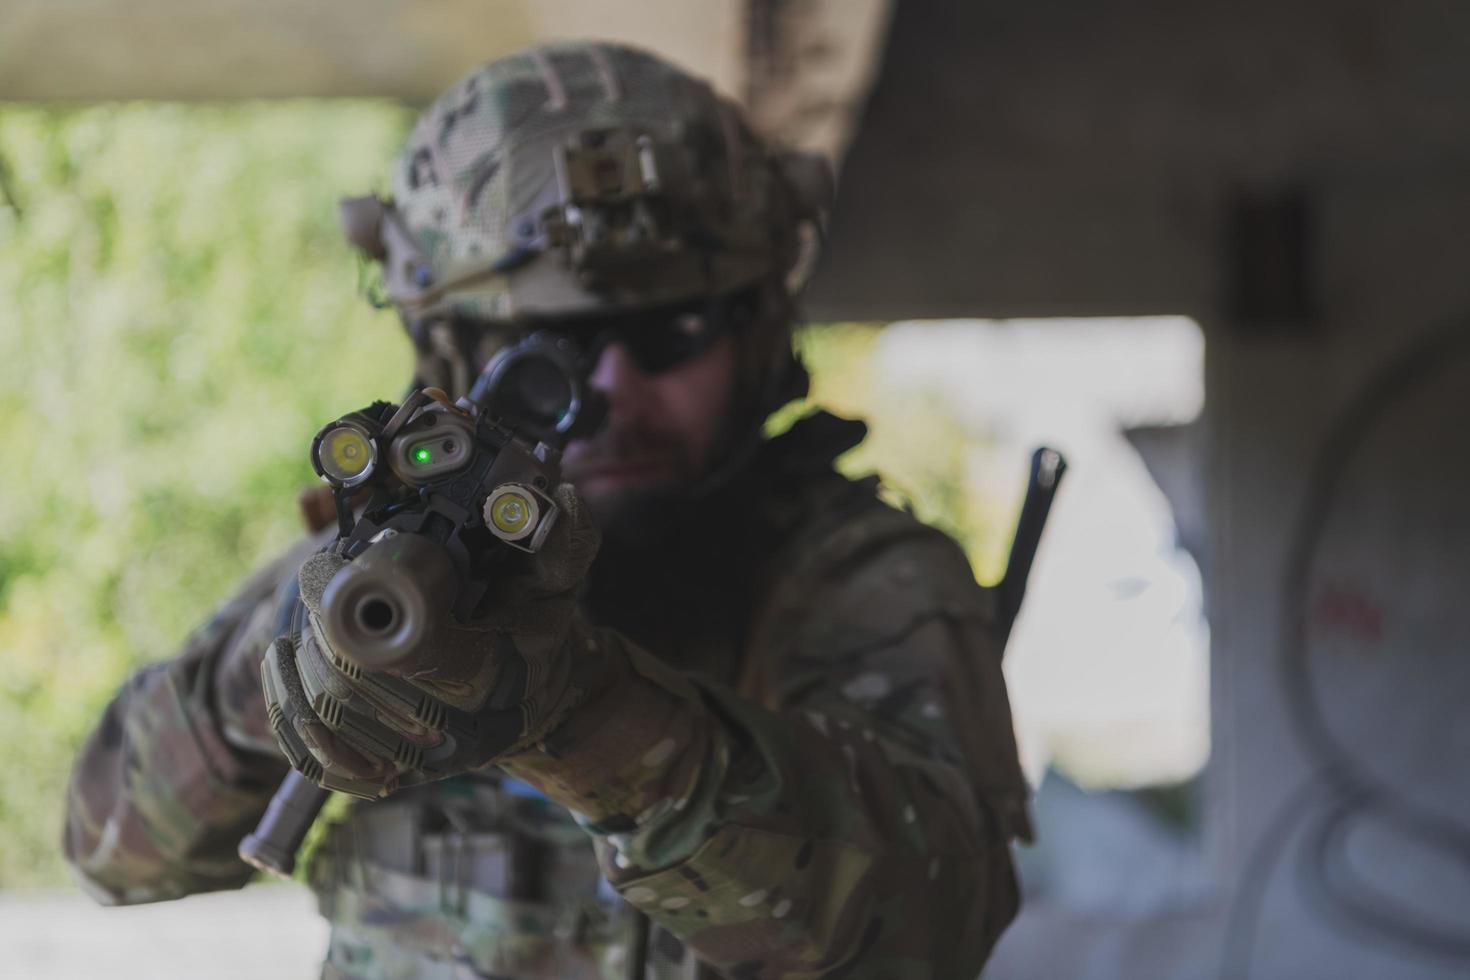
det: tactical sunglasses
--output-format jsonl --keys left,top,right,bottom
{"left": 538, "top": 288, "right": 760, "bottom": 375}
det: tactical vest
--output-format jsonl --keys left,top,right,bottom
{"left": 309, "top": 773, "right": 654, "bottom": 979}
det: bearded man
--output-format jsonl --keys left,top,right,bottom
{"left": 65, "top": 42, "right": 1030, "bottom": 980}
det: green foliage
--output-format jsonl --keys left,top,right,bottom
{"left": 779, "top": 323, "right": 1012, "bottom": 583}
{"left": 0, "top": 102, "right": 414, "bottom": 888}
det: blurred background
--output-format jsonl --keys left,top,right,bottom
{"left": 1, "top": 2, "right": 1466, "bottom": 978}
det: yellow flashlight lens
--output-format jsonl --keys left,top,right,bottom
{"left": 319, "top": 425, "right": 374, "bottom": 484}
{"left": 490, "top": 492, "right": 532, "bottom": 534}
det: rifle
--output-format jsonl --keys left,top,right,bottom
{"left": 239, "top": 392, "right": 1062, "bottom": 980}
{"left": 239, "top": 331, "right": 603, "bottom": 876}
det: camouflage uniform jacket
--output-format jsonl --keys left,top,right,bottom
{"left": 65, "top": 412, "right": 1031, "bottom": 979}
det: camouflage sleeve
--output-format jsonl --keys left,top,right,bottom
{"left": 62, "top": 543, "right": 312, "bottom": 905}
{"left": 503, "top": 508, "right": 1029, "bottom": 978}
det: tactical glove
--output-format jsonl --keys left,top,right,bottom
{"left": 261, "top": 484, "right": 606, "bottom": 798}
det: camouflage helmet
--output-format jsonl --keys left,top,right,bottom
{"left": 340, "top": 42, "right": 833, "bottom": 336}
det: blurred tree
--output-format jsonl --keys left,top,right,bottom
{"left": 0, "top": 102, "right": 413, "bottom": 887}
{"left": 780, "top": 323, "right": 1011, "bottom": 582}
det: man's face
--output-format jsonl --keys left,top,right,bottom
{"left": 560, "top": 333, "right": 739, "bottom": 534}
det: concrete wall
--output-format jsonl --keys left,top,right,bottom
{"left": 806, "top": 0, "right": 1470, "bottom": 321}
{"left": 987, "top": 173, "right": 1470, "bottom": 980}
{"left": 804, "top": 2, "right": 1470, "bottom": 976}
{"left": 1187, "top": 178, "right": 1470, "bottom": 980}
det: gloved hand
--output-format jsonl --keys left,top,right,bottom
{"left": 261, "top": 484, "right": 606, "bottom": 798}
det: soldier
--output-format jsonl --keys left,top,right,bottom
{"left": 64, "top": 42, "right": 1031, "bottom": 979}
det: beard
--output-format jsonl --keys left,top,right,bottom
{"left": 563, "top": 415, "right": 740, "bottom": 549}
{"left": 570, "top": 419, "right": 768, "bottom": 667}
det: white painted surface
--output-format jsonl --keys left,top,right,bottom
{"left": 877, "top": 317, "right": 1212, "bottom": 789}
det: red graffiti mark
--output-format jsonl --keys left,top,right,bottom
{"left": 1312, "top": 583, "right": 1384, "bottom": 645}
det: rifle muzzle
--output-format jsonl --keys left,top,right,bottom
{"left": 320, "top": 532, "right": 456, "bottom": 672}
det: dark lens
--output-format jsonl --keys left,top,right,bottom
{"left": 621, "top": 314, "right": 706, "bottom": 373}
{"left": 500, "top": 354, "right": 574, "bottom": 428}
{"left": 541, "top": 289, "right": 757, "bottom": 376}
